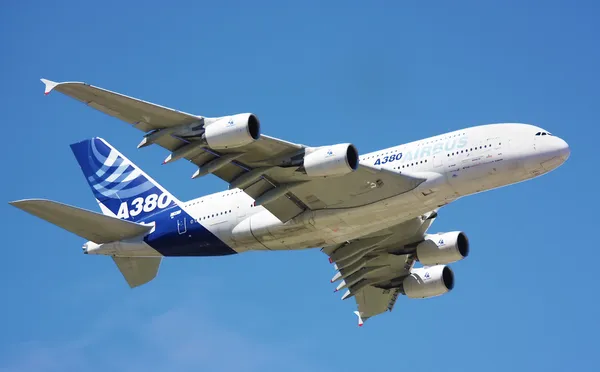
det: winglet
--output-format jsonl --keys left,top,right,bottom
{"left": 40, "top": 78, "right": 58, "bottom": 95}
{"left": 353, "top": 311, "right": 364, "bottom": 327}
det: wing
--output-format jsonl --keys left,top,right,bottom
{"left": 42, "top": 79, "right": 427, "bottom": 222}
{"left": 323, "top": 210, "right": 439, "bottom": 325}
{"left": 40, "top": 78, "right": 200, "bottom": 131}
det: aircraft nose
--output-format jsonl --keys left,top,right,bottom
{"left": 557, "top": 137, "right": 570, "bottom": 161}
{"left": 539, "top": 136, "right": 570, "bottom": 171}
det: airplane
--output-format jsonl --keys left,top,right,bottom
{"left": 9, "top": 78, "right": 570, "bottom": 326}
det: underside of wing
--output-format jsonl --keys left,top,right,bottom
{"left": 324, "top": 210, "right": 439, "bottom": 325}
{"left": 210, "top": 161, "right": 427, "bottom": 222}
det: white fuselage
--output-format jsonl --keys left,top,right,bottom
{"left": 177, "top": 123, "right": 569, "bottom": 253}
{"left": 86, "top": 123, "right": 570, "bottom": 257}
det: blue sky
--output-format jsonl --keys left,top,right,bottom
{"left": 1, "top": 0, "right": 599, "bottom": 371}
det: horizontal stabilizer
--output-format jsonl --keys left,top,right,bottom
{"left": 112, "top": 256, "right": 161, "bottom": 288}
{"left": 9, "top": 199, "right": 152, "bottom": 243}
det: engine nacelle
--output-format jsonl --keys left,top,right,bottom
{"left": 303, "top": 143, "right": 359, "bottom": 177}
{"left": 416, "top": 231, "right": 469, "bottom": 265}
{"left": 204, "top": 113, "right": 261, "bottom": 149}
{"left": 403, "top": 265, "right": 454, "bottom": 299}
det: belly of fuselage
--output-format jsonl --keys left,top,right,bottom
{"left": 230, "top": 176, "right": 457, "bottom": 252}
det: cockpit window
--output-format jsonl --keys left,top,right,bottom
{"left": 536, "top": 131, "right": 552, "bottom": 136}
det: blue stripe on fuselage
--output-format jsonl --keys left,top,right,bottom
{"left": 140, "top": 207, "right": 237, "bottom": 257}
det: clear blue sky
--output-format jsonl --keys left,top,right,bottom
{"left": 1, "top": 1, "right": 598, "bottom": 371}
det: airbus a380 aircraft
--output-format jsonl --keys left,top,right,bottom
{"left": 10, "top": 79, "right": 570, "bottom": 326}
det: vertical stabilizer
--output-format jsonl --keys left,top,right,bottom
{"left": 70, "top": 137, "right": 179, "bottom": 221}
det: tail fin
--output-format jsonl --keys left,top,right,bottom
{"left": 70, "top": 137, "right": 178, "bottom": 222}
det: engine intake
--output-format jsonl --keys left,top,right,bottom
{"left": 303, "top": 143, "right": 359, "bottom": 177}
{"left": 403, "top": 265, "right": 454, "bottom": 299}
{"left": 416, "top": 231, "right": 469, "bottom": 265}
{"left": 204, "top": 113, "right": 260, "bottom": 149}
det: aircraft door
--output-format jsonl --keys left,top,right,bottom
{"left": 177, "top": 217, "right": 187, "bottom": 235}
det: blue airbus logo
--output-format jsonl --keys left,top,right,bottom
{"left": 374, "top": 136, "right": 468, "bottom": 165}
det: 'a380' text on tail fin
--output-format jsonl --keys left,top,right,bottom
{"left": 70, "top": 137, "right": 179, "bottom": 221}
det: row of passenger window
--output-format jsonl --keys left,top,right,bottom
{"left": 195, "top": 210, "right": 233, "bottom": 221}
{"left": 447, "top": 143, "right": 500, "bottom": 157}
{"left": 185, "top": 190, "right": 244, "bottom": 207}
{"left": 394, "top": 160, "right": 428, "bottom": 169}
{"left": 391, "top": 142, "right": 503, "bottom": 170}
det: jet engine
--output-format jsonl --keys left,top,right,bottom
{"left": 403, "top": 265, "right": 454, "bottom": 299}
{"left": 303, "top": 143, "right": 359, "bottom": 177}
{"left": 204, "top": 113, "right": 261, "bottom": 149}
{"left": 416, "top": 231, "right": 469, "bottom": 265}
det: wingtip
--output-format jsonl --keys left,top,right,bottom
{"left": 8, "top": 198, "right": 48, "bottom": 210}
{"left": 8, "top": 199, "right": 36, "bottom": 206}
{"left": 40, "top": 78, "right": 58, "bottom": 95}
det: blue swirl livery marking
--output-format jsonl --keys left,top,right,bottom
{"left": 70, "top": 137, "right": 176, "bottom": 222}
